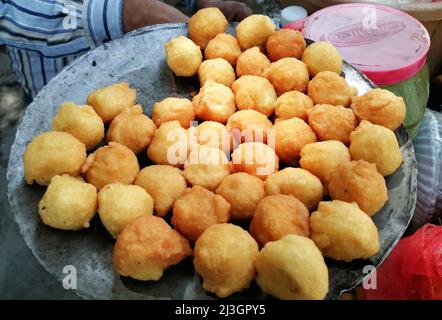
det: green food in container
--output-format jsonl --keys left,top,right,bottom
{"left": 382, "top": 64, "right": 429, "bottom": 138}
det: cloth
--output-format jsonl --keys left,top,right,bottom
{"left": 0, "top": 0, "right": 121, "bottom": 97}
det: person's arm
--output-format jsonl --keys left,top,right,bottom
{"left": 195, "top": 0, "right": 252, "bottom": 21}
{"left": 123, "top": 0, "right": 188, "bottom": 33}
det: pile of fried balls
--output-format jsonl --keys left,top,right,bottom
{"left": 22, "top": 9, "right": 406, "bottom": 300}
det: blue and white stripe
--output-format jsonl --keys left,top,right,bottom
{"left": 0, "top": 0, "right": 124, "bottom": 97}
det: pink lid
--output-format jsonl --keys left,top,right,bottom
{"left": 303, "top": 4, "right": 430, "bottom": 85}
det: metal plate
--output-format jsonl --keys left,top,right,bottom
{"left": 6, "top": 24, "right": 417, "bottom": 300}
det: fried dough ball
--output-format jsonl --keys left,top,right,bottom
{"left": 310, "top": 200, "right": 380, "bottom": 261}
{"left": 107, "top": 105, "right": 156, "bottom": 154}
{"left": 274, "top": 117, "right": 317, "bottom": 164}
{"left": 215, "top": 172, "right": 265, "bottom": 220}
{"left": 250, "top": 195, "right": 310, "bottom": 246}
{"left": 255, "top": 235, "right": 328, "bottom": 300}
{"left": 231, "top": 75, "right": 277, "bottom": 116}
{"left": 231, "top": 142, "right": 279, "bottom": 179}
{"left": 38, "top": 175, "right": 97, "bottom": 230}
{"left": 172, "top": 186, "right": 230, "bottom": 242}
{"left": 51, "top": 101, "right": 104, "bottom": 149}
{"left": 165, "top": 36, "right": 202, "bottom": 77}
{"left": 350, "top": 120, "right": 403, "bottom": 176}
{"left": 152, "top": 97, "right": 195, "bottom": 129}
{"left": 198, "top": 58, "right": 236, "bottom": 87}
{"left": 113, "top": 215, "right": 192, "bottom": 281}
{"left": 266, "top": 29, "right": 306, "bottom": 62}
{"left": 328, "top": 160, "right": 388, "bottom": 216}
{"left": 226, "top": 110, "right": 273, "bottom": 143}
{"left": 134, "top": 165, "right": 187, "bottom": 217}
{"left": 197, "top": 121, "right": 233, "bottom": 154}
{"left": 236, "top": 46, "right": 271, "bottom": 77}
{"left": 183, "top": 145, "right": 230, "bottom": 191}
{"left": 194, "top": 223, "right": 259, "bottom": 297}
{"left": 188, "top": 8, "right": 228, "bottom": 49}
{"left": 147, "top": 120, "right": 190, "bottom": 167}
{"left": 81, "top": 142, "right": 140, "bottom": 190}
{"left": 307, "top": 104, "right": 357, "bottom": 144}
{"left": 97, "top": 183, "right": 153, "bottom": 238}
{"left": 87, "top": 82, "right": 136, "bottom": 122}
{"left": 236, "top": 14, "right": 276, "bottom": 50}
{"left": 263, "top": 58, "right": 309, "bottom": 95}
{"left": 299, "top": 141, "right": 351, "bottom": 188}
{"left": 205, "top": 33, "right": 242, "bottom": 66}
{"left": 302, "top": 41, "right": 343, "bottom": 76}
{"left": 192, "top": 80, "right": 236, "bottom": 123}
{"left": 23, "top": 131, "right": 86, "bottom": 186}
{"left": 274, "top": 91, "right": 314, "bottom": 121}
{"left": 350, "top": 88, "right": 406, "bottom": 131}
{"left": 265, "top": 168, "right": 323, "bottom": 211}
{"left": 307, "top": 71, "right": 358, "bottom": 107}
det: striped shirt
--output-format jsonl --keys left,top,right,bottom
{"left": 0, "top": 0, "right": 197, "bottom": 98}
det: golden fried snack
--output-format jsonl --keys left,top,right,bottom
{"left": 299, "top": 141, "right": 351, "bottom": 189}
{"left": 263, "top": 57, "right": 309, "bottom": 96}
{"left": 205, "top": 33, "right": 242, "bottom": 66}
{"left": 231, "top": 75, "right": 277, "bottom": 116}
{"left": 302, "top": 41, "right": 343, "bottom": 77}
{"left": 23, "top": 131, "right": 86, "bottom": 186}
{"left": 215, "top": 172, "right": 265, "bottom": 220}
{"left": 328, "top": 160, "right": 388, "bottom": 216}
{"left": 183, "top": 145, "right": 230, "bottom": 191}
{"left": 198, "top": 58, "right": 236, "bottom": 87}
{"left": 113, "top": 215, "right": 192, "bottom": 281}
{"left": 172, "top": 186, "right": 230, "bottom": 242}
{"left": 188, "top": 8, "right": 228, "bottom": 49}
{"left": 192, "top": 80, "right": 236, "bottom": 123}
{"left": 250, "top": 195, "right": 310, "bottom": 246}
{"left": 226, "top": 110, "right": 273, "bottom": 144}
{"left": 98, "top": 183, "right": 153, "bottom": 238}
{"left": 197, "top": 121, "right": 233, "bottom": 154}
{"left": 52, "top": 101, "right": 104, "bottom": 149}
{"left": 349, "top": 120, "right": 403, "bottom": 176}
{"left": 307, "top": 71, "right": 358, "bottom": 107}
{"left": 274, "top": 91, "right": 314, "bottom": 121}
{"left": 194, "top": 223, "right": 259, "bottom": 297}
{"left": 147, "top": 120, "right": 190, "bottom": 167}
{"left": 134, "top": 165, "right": 187, "bottom": 216}
{"left": 236, "top": 14, "right": 275, "bottom": 50}
{"left": 87, "top": 82, "right": 136, "bottom": 122}
{"left": 236, "top": 46, "right": 271, "bottom": 77}
{"left": 310, "top": 200, "right": 380, "bottom": 261}
{"left": 255, "top": 234, "right": 328, "bottom": 300}
{"left": 350, "top": 88, "right": 406, "bottom": 131}
{"left": 265, "top": 168, "right": 323, "bottom": 211}
{"left": 274, "top": 117, "right": 317, "bottom": 164}
{"left": 38, "top": 175, "right": 96, "bottom": 230}
{"left": 81, "top": 142, "right": 140, "bottom": 190}
{"left": 266, "top": 29, "right": 306, "bottom": 62}
{"left": 152, "top": 97, "right": 195, "bottom": 129}
{"left": 165, "top": 36, "right": 202, "bottom": 77}
{"left": 107, "top": 105, "right": 156, "bottom": 154}
{"left": 231, "top": 142, "right": 279, "bottom": 180}
{"left": 307, "top": 104, "right": 357, "bottom": 144}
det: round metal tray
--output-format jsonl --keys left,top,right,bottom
{"left": 7, "top": 23, "right": 417, "bottom": 300}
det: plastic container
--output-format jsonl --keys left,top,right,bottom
{"left": 281, "top": 0, "right": 442, "bottom": 76}
{"left": 302, "top": 4, "right": 431, "bottom": 137}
